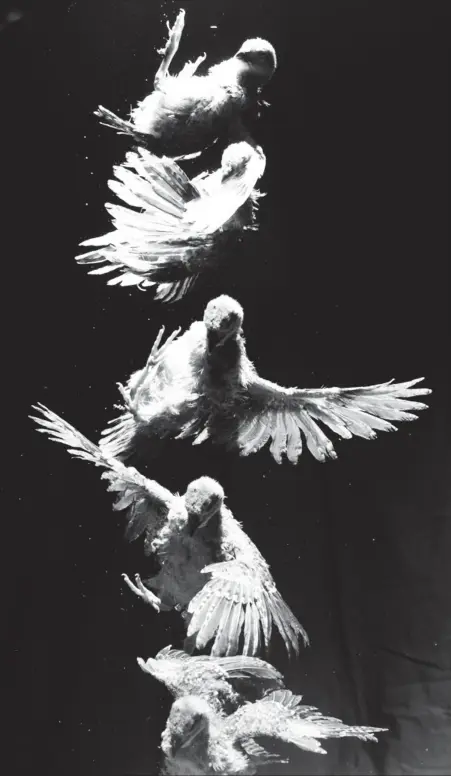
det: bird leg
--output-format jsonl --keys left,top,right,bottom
{"left": 122, "top": 573, "right": 161, "bottom": 612}
{"left": 117, "top": 325, "right": 182, "bottom": 416}
{"left": 154, "top": 9, "right": 186, "bottom": 88}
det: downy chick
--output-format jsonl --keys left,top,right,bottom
{"left": 95, "top": 9, "right": 276, "bottom": 159}
{"left": 31, "top": 404, "right": 308, "bottom": 657}
{"left": 76, "top": 142, "right": 265, "bottom": 302}
{"left": 99, "top": 295, "right": 432, "bottom": 465}
{"left": 161, "top": 691, "right": 388, "bottom": 775}
{"left": 137, "top": 645, "right": 284, "bottom": 715}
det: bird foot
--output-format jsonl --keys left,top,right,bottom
{"left": 146, "top": 325, "right": 181, "bottom": 369}
{"left": 122, "top": 573, "right": 161, "bottom": 612}
{"left": 178, "top": 53, "right": 207, "bottom": 79}
{"left": 116, "top": 327, "right": 181, "bottom": 417}
{"left": 154, "top": 9, "right": 185, "bottom": 86}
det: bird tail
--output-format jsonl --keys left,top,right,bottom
{"left": 94, "top": 105, "right": 156, "bottom": 148}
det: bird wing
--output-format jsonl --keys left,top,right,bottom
{"left": 154, "top": 646, "right": 284, "bottom": 687}
{"left": 76, "top": 148, "right": 209, "bottom": 300}
{"left": 99, "top": 323, "right": 202, "bottom": 460}
{"left": 187, "top": 142, "right": 266, "bottom": 234}
{"left": 226, "top": 690, "right": 387, "bottom": 754}
{"left": 229, "top": 373, "right": 431, "bottom": 464}
{"left": 186, "top": 560, "right": 308, "bottom": 657}
{"left": 30, "top": 404, "right": 175, "bottom": 548}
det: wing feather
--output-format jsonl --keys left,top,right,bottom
{"left": 152, "top": 647, "right": 284, "bottom": 689}
{"left": 186, "top": 561, "right": 307, "bottom": 657}
{"left": 238, "top": 375, "right": 431, "bottom": 463}
{"left": 226, "top": 691, "right": 387, "bottom": 754}
{"left": 30, "top": 404, "right": 174, "bottom": 545}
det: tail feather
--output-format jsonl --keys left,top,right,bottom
{"left": 94, "top": 105, "right": 155, "bottom": 148}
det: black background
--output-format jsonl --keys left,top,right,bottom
{"left": 3, "top": 1, "right": 450, "bottom": 774}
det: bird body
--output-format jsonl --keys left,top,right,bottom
{"left": 99, "top": 296, "right": 432, "bottom": 465}
{"left": 76, "top": 142, "right": 265, "bottom": 301}
{"left": 130, "top": 65, "right": 248, "bottom": 156}
{"left": 161, "top": 691, "right": 388, "bottom": 775}
{"left": 31, "top": 404, "right": 307, "bottom": 656}
{"left": 95, "top": 9, "right": 277, "bottom": 159}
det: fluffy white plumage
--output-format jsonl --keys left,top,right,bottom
{"left": 30, "top": 404, "right": 308, "bottom": 657}
{"left": 161, "top": 691, "right": 388, "bottom": 775}
{"left": 137, "top": 645, "right": 284, "bottom": 714}
{"left": 94, "top": 9, "right": 277, "bottom": 159}
{"left": 98, "top": 295, "right": 432, "bottom": 465}
{"left": 76, "top": 142, "right": 265, "bottom": 301}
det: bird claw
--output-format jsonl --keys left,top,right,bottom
{"left": 146, "top": 325, "right": 181, "bottom": 368}
{"left": 122, "top": 572, "right": 161, "bottom": 612}
{"left": 166, "top": 9, "right": 185, "bottom": 44}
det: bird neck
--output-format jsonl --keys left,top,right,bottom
{"left": 205, "top": 332, "right": 244, "bottom": 383}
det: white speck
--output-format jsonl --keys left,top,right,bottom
{"left": 210, "top": 25, "right": 217, "bottom": 29}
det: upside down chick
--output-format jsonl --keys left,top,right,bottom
{"left": 95, "top": 8, "right": 276, "bottom": 160}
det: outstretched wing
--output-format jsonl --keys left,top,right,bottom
{"left": 232, "top": 374, "right": 431, "bottom": 464}
{"left": 154, "top": 646, "right": 284, "bottom": 687}
{"left": 76, "top": 148, "right": 208, "bottom": 300}
{"left": 30, "top": 404, "right": 174, "bottom": 548}
{"left": 186, "top": 560, "right": 308, "bottom": 657}
{"left": 226, "top": 690, "right": 387, "bottom": 754}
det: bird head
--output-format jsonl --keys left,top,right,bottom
{"left": 234, "top": 38, "right": 277, "bottom": 85}
{"left": 163, "top": 696, "right": 212, "bottom": 756}
{"left": 203, "top": 295, "right": 244, "bottom": 349}
{"left": 220, "top": 141, "right": 265, "bottom": 181}
{"left": 184, "top": 477, "right": 225, "bottom": 529}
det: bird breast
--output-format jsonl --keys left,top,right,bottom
{"left": 200, "top": 337, "right": 249, "bottom": 420}
{"left": 132, "top": 75, "right": 247, "bottom": 155}
{"left": 156, "top": 532, "right": 219, "bottom": 608}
